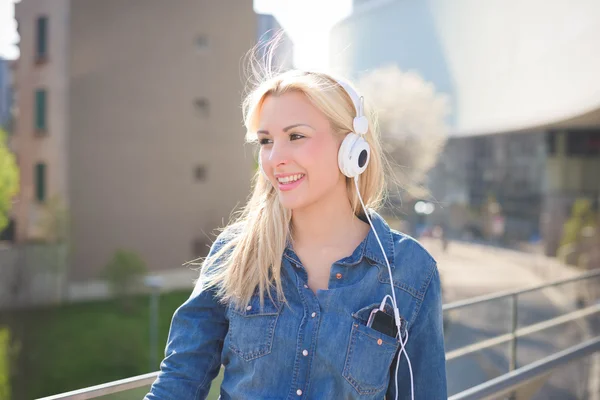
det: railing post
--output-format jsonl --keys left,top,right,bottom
{"left": 510, "top": 294, "right": 518, "bottom": 371}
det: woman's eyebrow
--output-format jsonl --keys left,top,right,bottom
{"left": 283, "top": 123, "right": 315, "bottom": 132}
{"left": 257, "top": 123, "right": 315, "bottom": 135}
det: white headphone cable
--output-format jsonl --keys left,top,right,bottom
{"left": 353, "top": 176, "right": 414, "bottom": 400}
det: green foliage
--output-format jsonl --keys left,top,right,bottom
{"left": 102, "top": 249, "right": 148, "bottom": 302}
{"left": 37, "top": 195, "right": 70, "bottom": 244}
{"left": 1, "top": 290, "right": 192, "bottom": 399}
{"left": 0, "top": 128, "right": 19, "bottom": 233}
{"left": 0, "top": 328, "right": 10, "bottom": 400}
{"left": 0, "top": 290, "right": 229, "bottom": 399}
{"left": 559, "top": 198, "right": 597, "bottom": 249}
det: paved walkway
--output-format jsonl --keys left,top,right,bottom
{"left": 420, "top": 238, "right": 599, "bottom": 399}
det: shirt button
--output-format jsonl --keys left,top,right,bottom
{"left": 302, "top": 349, "right": 308, "bottom": 356}
{"left": 336, "top": 273, "right": 343, "bottom": 279}
{"left": 311, "top": 312, "right": 316, "bottom": 318}
{"left": 246, "top": 305, "right": 252, "bottom": 311}
{"left": 296, "top": 389, "right": 303, "bottom": 396}
{"left": 303, "top": 284, "right": 308, "bottom": 289}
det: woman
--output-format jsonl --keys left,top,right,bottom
{"left": 145, "top": 68, "right": 447, "bottom": 399}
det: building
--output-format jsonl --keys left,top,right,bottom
{"left": 256, "top": 14, "right": 294, "bottom": 70}
{"left": 10, "top": 0, "right": 257, "bottom": 281}
{"left": 330, "top": 0, "right": 600, "bottom": 254}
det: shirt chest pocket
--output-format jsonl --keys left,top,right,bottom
{"left": 227, "top": 294, "right": 282, "bottom": 361}
{"left": 343, "top": 303, "right": 403, "bottom": 396}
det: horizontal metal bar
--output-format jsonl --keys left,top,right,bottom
{"left": 443, "top": 268, "right": 600, "bottom": 312}
{"left": 446, "top": 303, "right": 600, "bottom": 361}
{"left": 38, "top": 269, "right": 600, "bottom": 399}
{"left": 36, "top": 371, "right": 158, "bottom": 400}
{"left": 449, "top": 336, "right": 600, "bottom": 400}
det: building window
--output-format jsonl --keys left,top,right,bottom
{"left": 195, "top": 35, "right": 209, "bottom": 52}
{"left": 194, "top": 97, "right": 210, "bottom": 117}
{"left": 566, "top": 129, "right": 600, "bottom": 156}
{"left": 195, "top": 165, "right": 207, "bottom": 182}
{"left": 35, "top": 163, "right": 46, "bottom": 202}
{"left": 546, "top": 131, "right": 556, "bottom": 156}
{"left": 36, "top": 16, "right": 48, "bottom": 62}
{"left": 35, "top": 89, "right": 47, "bottom": 132}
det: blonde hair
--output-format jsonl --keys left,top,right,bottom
{"left": 192, "top": 45, "right": 391, "bottom": 313}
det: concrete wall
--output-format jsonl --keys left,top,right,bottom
{"left": 0, "top": 244, "right": 68, "bottom": 309}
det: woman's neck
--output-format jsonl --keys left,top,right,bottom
{"left": 290, "top": 191, "right": 369, "bottom": 250}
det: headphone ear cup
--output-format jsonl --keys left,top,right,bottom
{"left": 338, "top": 133, "right": 370, "bottom": 178}
{"left": 351, "top": 136, "right": 370, "bottom": 176}
{"left": 338, "top": 133, "right": 357, "bottom": 177}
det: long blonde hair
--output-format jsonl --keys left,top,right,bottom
{"left": 193, "top": 53, "right": 390, "bottom": 313}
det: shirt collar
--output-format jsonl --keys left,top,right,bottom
{"left": 283, "top": 208, "right": 395, "bottom": 269}
{"left": 359, "top": 208, "right": 396, "bottom": 268}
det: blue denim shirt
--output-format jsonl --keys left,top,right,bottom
{"left": 145, "top": 210, "right": 447, "bottom": 399}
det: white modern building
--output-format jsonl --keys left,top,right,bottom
{"left": 330, "top": 0, "right": 600, "bottom": 254}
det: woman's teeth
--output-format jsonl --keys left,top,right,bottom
{"left": 277, "top": 174, "right": 305, "bottom": 184}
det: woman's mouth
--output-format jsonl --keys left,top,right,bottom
{"left": 276, "top": 174, "right": 305, "bottom": 191}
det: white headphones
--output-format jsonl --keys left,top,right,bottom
{"left": 332, "top": 75, "right": 415, "bottom": 400}
{"left": 333, "top": 77, "right": 372, "bottom": 179}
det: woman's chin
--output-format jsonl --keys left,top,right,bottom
{"left": 278, "top": 193, "right": 308, "bottom": 211}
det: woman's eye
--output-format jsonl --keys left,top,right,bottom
{"left": 290, "top": 133, "right": 304, "bottom": 141}
{"left": 259, "top": 138, "right": 272, "bottom": 145}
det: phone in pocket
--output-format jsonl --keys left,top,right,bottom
{"left": 366, "top": 308, "right": 398, "bottom": 338}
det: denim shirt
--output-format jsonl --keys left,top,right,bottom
{"left": 145, "top": 210, "right": 447, "bottom": 399}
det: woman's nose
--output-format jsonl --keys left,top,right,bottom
{"left": 267, "top": 142, "right": 289, "bottom": 167}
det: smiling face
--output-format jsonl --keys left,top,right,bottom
{"left": 257, "top": 91, "right": 346, "bottom": 211}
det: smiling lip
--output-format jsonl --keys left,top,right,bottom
{"left": 275, "top": 174, "right": 305, "bottom": 191}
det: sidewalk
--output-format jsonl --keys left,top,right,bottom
{"left": 420, "top": 238, "right": 599, "bottom": 399}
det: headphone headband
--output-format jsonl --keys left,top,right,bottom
{"left": 329, "top": 75, "right": 369, "bottom": 135}
{"left": 304, "top": 71, "right": 369, "bottom": 135}
{"left": 331, "top": 77, "right": 363, "bottom": 118}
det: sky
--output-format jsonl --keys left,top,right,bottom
{"left": 0, "top": 0, "right": 19, "bottom": 60}
{"left": 0, "top": 0, "right": 352, "bottom": 69}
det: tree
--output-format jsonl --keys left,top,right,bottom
{"left": 36, "top": 195, "right": 70, "bottom": 244}
{"left": 356, "top": 65, "right": 450, "bottom": 199}
{"left": 103, "top": 249, "right": 148, "bottom": 310}
{"left": 0, "top": 128, "right": 19, "bottom": 234}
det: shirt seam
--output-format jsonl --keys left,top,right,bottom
{"left": 408, "top": 262, "right": 438, "bottom": 329}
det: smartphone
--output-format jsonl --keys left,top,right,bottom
{"left": 366, "top": 308, "right": 398, "bottom": 338}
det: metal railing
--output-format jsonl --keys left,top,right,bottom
{"left": 38, "top": 372, "right": 158, "bottom": 400}
{"left": 443, "top": 268, "right": 600, "bottom": 372}
{"left": 449, "top": 336, "right": 600, "bottom": 400}
{"left": 38, "top": 268, "right": 600, "bottom": 400}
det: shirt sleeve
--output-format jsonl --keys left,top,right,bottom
{"left": 144, "top": 237, "right": 230, "bottom": 400}
{"left": 386, "top": 266, "right": 447, "bottom": 400}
